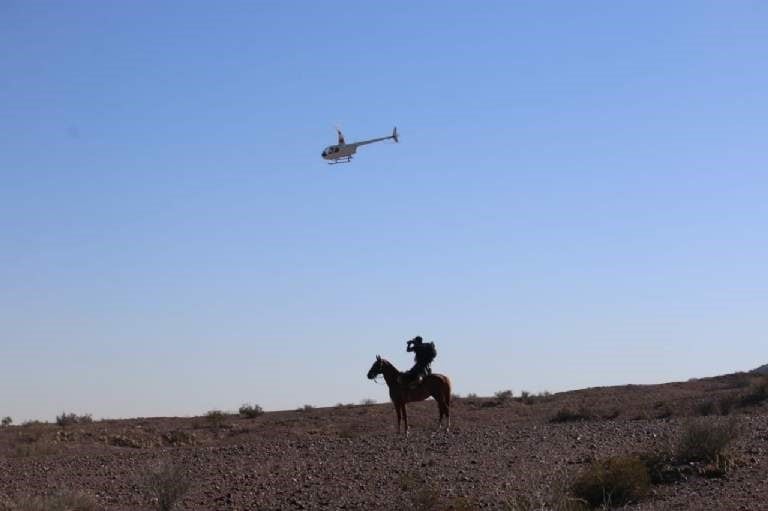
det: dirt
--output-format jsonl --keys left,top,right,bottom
{"left": 1, "top": 372, "right": 767, "bottom": 510}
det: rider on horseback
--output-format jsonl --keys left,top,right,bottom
{"left": 400, "top": 336, "right": 437, "bottom": 389}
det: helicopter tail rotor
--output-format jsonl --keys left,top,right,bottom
{"left": 392, "top": 126, "right": 399, "bottom": 143}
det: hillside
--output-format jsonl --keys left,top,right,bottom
{"left": 1, "top": 372, "right": 767, "bottom": 510}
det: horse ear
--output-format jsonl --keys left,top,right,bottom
{"left": 376, "top": 355, "right": 381, "bottom": 361}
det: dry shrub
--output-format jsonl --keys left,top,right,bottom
{"left": 717, "top": 393, "right": 738, "bottom": 415}
{"left": 162, "top": 430, "right": 196, "bottom": 447}
{"left": 204, "top": 410, "right": 228, "bottom": 431}
{"left": 1, "top": 417, "right": 11, "bottom": 427}
{"left": 570, "top": 456, "right": 650, "bottom": 508}
{"left": 550, "top": 406, "right": 593, "bottom": 423}
{"left": 360, "top": 398, "right": 377, "bottom": 406}
{"left": 238, "top": 403, "right": 264, "bottom": 418}
{"left": 12, "top": 442, "right": 57, "bottom": 458}
{"left": 676, "top": 417, "right": 739, "bottom": 474}
{"left": 0, "top": 490, "right": 98, "bottom": 511}
{"left": 694, "top": 399, "right": 716, "bottom": 416}
{"left": 143, "top": 460, "right": 191, "bottom": 511}
{"left": 739, "top": 377, "right": 768, "bottom": 407}
{"left": 55, "top": 412, "right": 92, "bottom": 428}
{"left": 107, "top": 434, "right": 143, "bottom": 449}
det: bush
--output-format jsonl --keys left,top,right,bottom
{"left": 1, "top": 416, "right": 11, "bottom": 427}
{"left": 676, "top": 417, "right": 739, "bottom": 468}
{"left": 466, "top": 393, "right": 478, "bottom": 399}
{"left": 143, "top": 460, "right": 191, "bottom": 511}
{"left": 716, "top": 394, "right": 736, "bottom": 415}
{"left": 739, "top": 378, "right": 768, "bottom": 407}
{"left": 55, "top": 412, "right": 92, "bottom": 427}
{"left": 298, "top": 404, "right": 314, "bottom": 412}
{"left": 204, "top": 410, "right": 227, "bottom": 430}
{"left": 571, "top": 456, "right": 650, "bottom": 508}
{"left": 360, "top": 398, "right": 376, "bottom": 406}
{"left": 494, "top": 389, "right": 514, "bottom": 402}
{"left": 694, "top": 399, "right": 716, "bottom": 416}
{"left": 550, "top": 406, "right": 593, "bottom": 423}
{"left": 238, "top": 403, "right": 263, "bottom": 418}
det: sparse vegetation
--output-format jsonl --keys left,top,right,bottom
{"left": 298, "top": 404, "right": 315, "bottom": 412}
{"left": 1, "top": 416, "right": 11, "bottom": 427}
{"left": 570, "top": 455, "right": 650, "bottom": 508}
{"left": 143, "top": 460, "right": 191, "bottom": 511}
{"left": 466, "top": 393, "right": 478, "bottom": 399}
{"left": 494, "top": 389, "right": 514, "bottom": 402}
{"left": 0, "top": 490, "right": 98, "bottom": 511}
{"left": 55, "top": 412, "right": 92, "bottom": 428}
{"left": 238, "top": 403, "right": 264, "bottom": 418}
{"left": 360, "top": 398, "right": 377, "bottom": 406}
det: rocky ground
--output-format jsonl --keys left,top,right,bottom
{"left": 1, "top": 372, "right": 767, "bottom": 510}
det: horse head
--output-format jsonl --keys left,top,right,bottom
{"left": 367, "top": 355, "right": 384, "bottom": 380}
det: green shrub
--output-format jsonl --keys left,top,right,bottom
{"left": 1, "top": 416, "right": 11, "bottom": 427}
{"left": 571, "top": 456, "right": 650, "bottom": 508}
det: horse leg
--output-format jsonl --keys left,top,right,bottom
{"left": 393, "top": 401, "right": 401, "bottom": 434}
{"left": 402, "top": 404, "right": 409, "bottom": 437}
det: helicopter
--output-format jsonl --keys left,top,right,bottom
{"left": 321, "top": 126, "right": 398, "bottom": 164}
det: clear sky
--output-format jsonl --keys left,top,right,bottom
{"left": 2, "top": 1, "right": 767, "bottom": 422}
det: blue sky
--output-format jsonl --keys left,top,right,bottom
{"left": 2, "top": 1, "right": 767, "bottom": 421}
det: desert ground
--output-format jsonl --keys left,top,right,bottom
{"left": 1, "top": 371, "right": 767, "bottom": 510}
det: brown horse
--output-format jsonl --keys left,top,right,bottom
{"left": 367, "top": 355, "right": 451, "bottom": 435}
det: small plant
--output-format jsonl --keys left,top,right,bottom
{"left": 55, "top": 412, "right": 92, "bottom": 427}
{"left": 494, "top": 389, "right": 514, "bottom": 402}
{"left": 571, "top": 455, "right": 650, "bottom": 508}
{"left": 1, "top": 416, "right": 11, "bottom": 427}
{"left": 143, "top": 460, "right": 191, "bottom": 511}
{"left": 299, "top": 404, "right": 315, "bottom": 412}
{"left": 466, "top": 393, "right": 478, "bottom": 399}
{"left": 238, "top": 403, "right": 263, "bottom": 418}
{"left": 360, "top": 398, "right": 376, "bottom": 406}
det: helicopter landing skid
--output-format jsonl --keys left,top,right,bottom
{"left": 327, "top": 156, "right": 353, "bottom": 164}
